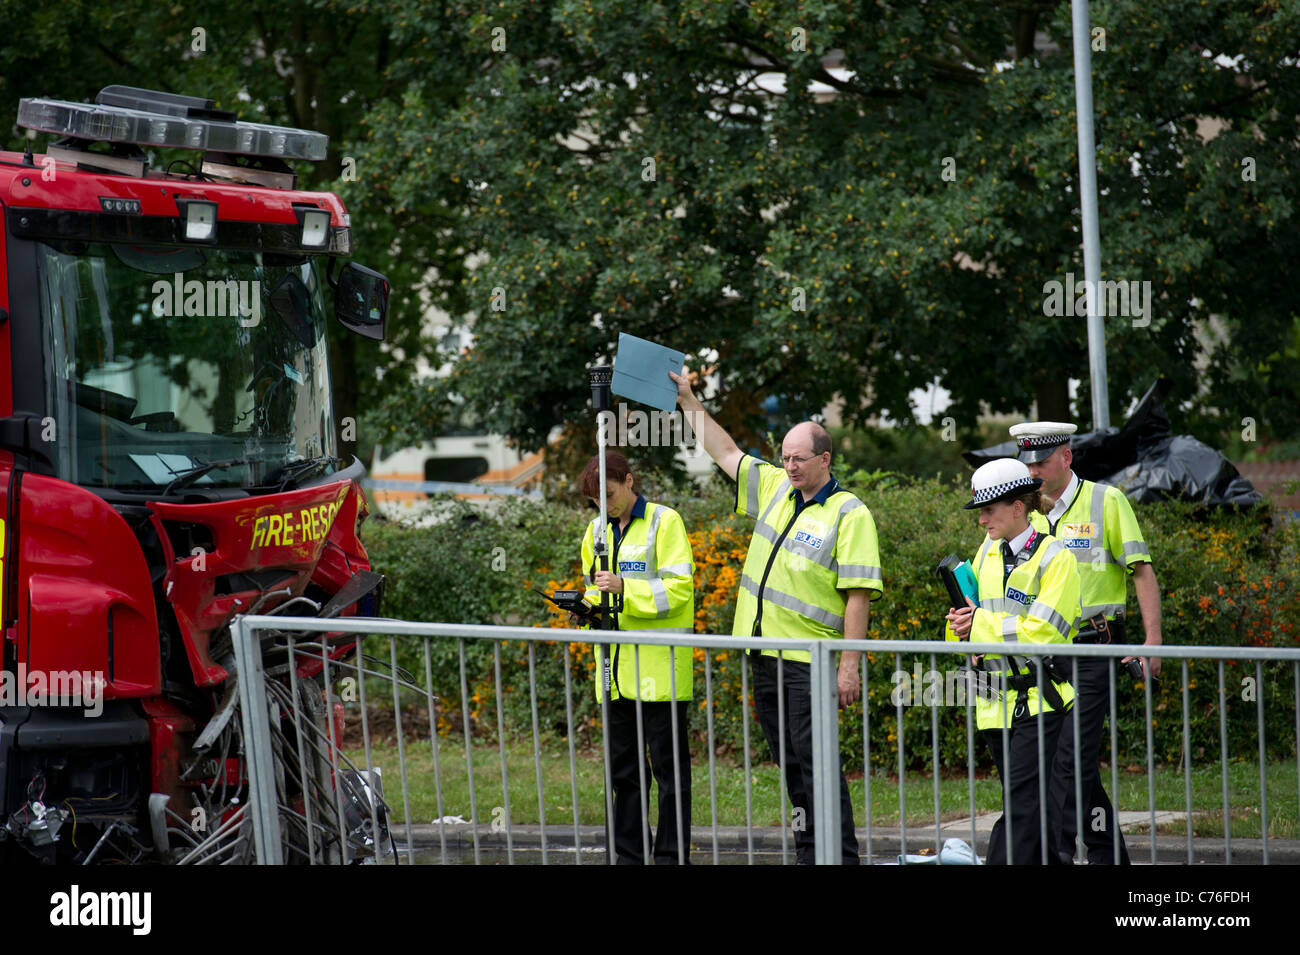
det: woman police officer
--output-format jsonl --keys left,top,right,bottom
{"left": 578, "top": 451, "right": 695, "bottom": 864}
{"left": 945, "top": 458, "right": 1081, "bottom": 865}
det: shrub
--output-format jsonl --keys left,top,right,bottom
{"left": 359, "top": 473, "right": 1300, "bottom": 772}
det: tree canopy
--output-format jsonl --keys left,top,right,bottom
{"left": 360, "top": 0, "right": 1300, "bottom": 459}
{"left": 0, "top": 0, "right": 476, "bottom": 456}
{"left": 2, "top": 1, "right": 1296, "bottom": 464}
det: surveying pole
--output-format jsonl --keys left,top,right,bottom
{"left": 589, "top": 364, "right": 616, "bottom": 637}
{"left": 589, "top": 363, "right": 618, "bottom": 863}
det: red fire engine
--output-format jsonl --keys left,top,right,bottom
{"left": 0, "top": 86, "right": 388, "bottom": 863}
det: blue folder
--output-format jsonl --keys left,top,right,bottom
{"left": 611, "top": 332, "right": 685, "bottom": 413}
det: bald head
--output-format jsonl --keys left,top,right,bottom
{"left": 785, "top": 421, "right": 832, "bottom": 457}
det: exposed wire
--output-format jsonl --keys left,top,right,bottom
{"left": 164, "top": 158, "right": 210, "bottom": 180}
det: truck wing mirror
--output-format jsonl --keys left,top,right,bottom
{"left": 334, "top": 262, "right": 388, "bottom": 341}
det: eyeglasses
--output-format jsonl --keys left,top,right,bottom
{"left": 781, "top": 453, "right": 822, "bottom": 467}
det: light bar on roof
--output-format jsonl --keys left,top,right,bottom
{"left": 17, "top": 97, "right": 328, "bottom": 162}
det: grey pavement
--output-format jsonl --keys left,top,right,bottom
{"left": 390, "top": 814, "right": 1300, "bottom": 864}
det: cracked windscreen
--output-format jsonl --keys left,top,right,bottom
{"left": 37, "top": 240, "right": 337, "bottom": 490}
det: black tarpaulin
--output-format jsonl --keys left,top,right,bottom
{"left": 963, "top": 380, "right": 1263, "bottom": 507}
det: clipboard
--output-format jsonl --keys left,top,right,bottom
{"left": 611, "top": 332, "right": 684, "bottom": 413}
{"left": 937, "top": 555, "right": 979, "bottom": 608}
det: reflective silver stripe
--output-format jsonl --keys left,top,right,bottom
{"left": 980, "top": 656, "right": 1016, "bottom": 674}
{"left": 988, "top": 652, "right": 1029, "bottom": 679}
{"left": 1031, "top": 540, "right": 1069, "bottom": 591}
{"left": 754, "top": 498, "right": 843, "bottom": 571}
{"left": 1000, "top": 616, "right": 1020, "bottom": 640}
{"left": 648, "top": 578, "right": 670, "bottom": 616}
{"left": 1080, "top": 602, "right": 1125, "bottom": 619}
{"left": 818, "top": 495, "right": 861, "bottom": 559}
{"left": 753, "top": 517, "right": 833, "bottom": 568}
{"left": 753, "top": 520, "right": 781, "bottom": 545}
{"left": 783, "top": 494, "right": 863, "bottom": 571}
{"left": 787, "top": 532, "right": 837, "bottom": 570}
{"left": 1123, "top": 541, "right": 1150, "bottom": 560}
{"left": 616, "top": 553, "right": 654, "bottom": 582}
{"left": 657, "top": 562, "right": 692, "bottom": 577}
{"left": 740, "top": 574, "right": 844, "bottom": 630}
{"left": 1037, "top": 539, "right": 1067, "bottom": 568}
{"left": 644, "top": 503, "right": 664, "bottom": 571}
{"left": 1028, "top": 600, "right": 1071, "bottom": 640}
{"left": 981, "top": 596, "right": 1022, "bottom": 613}
{"left": 1090, "top": 481, "right": 1107, "bottom": 530}
{"left": 744, "top": 457, "right": 761, "bottom": 516}
{"left": 836, "top": 563, "right": 882, "bottom": 582}
{"left": 755, "top": 477, "right": 790, "bottom": 528}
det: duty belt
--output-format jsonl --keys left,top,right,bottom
{"left": 976, "top": 655, "right": 1069, "bottom": 717}
{"left": 1075, "top": 614, "right": 1126, "bottom": 645}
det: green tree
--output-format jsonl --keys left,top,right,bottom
{"left": 3, "top": 1, "right": 1295, "bottom": 466}
{"left": 0, "top": 0, "right": 477, "bottom": 453}
{"left": 359, "top": 0, "right": 1299, "bottom": 461}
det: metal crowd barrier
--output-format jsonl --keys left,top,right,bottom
{"left": 229, "top": 615, "right": 1300, "bottom": 865}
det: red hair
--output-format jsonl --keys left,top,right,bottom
{"left": 579, "top": 451, "right": 633, "bottom": 498}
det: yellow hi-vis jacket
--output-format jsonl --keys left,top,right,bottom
{"left": 581, "top": 497, "right": 694, "bottom": 702}
{"left": 947, "top": 529, "right": 1080, "bottom": 729}
{"left": 1030, "top": 476, "right": 1151, "bottom": 623}
{"left": 733, "top": 457, "right": 883, "bottom": 662}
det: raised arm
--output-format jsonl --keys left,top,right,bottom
{"left": 670, "top": 366, "right": 745, "bottom": 481}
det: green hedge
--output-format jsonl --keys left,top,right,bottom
{"left": 359, "top": 472, "right": 1300, "bottom": 772}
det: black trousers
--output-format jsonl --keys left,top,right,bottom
{"left": 1049, "top": 656, "right": 1131, "bottom": 864}
{"left": 751, "top": 654, "right": 860, "bottom": 865}
{"left": 982, "top": 708, "right": 1067, "bottom": 865}
{"left": 607, "top": 698, "right": 691, "bottom": 864}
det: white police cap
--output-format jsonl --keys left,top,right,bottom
{"left": 1009, "top": 420, "right": 1078, "bottom": 463}
{"left": 964, "top": 458, "right": 1043, "bottom": 510}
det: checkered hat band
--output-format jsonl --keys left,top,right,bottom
{"left": 1017, "top": 435, "right": 1067, "bottom": 449}
{"left": 972, "top": 477, "right": 1036, "bottom": 504}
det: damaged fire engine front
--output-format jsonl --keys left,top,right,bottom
{"left": 0, "top": 86, "right": 390, "bottom": 863}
